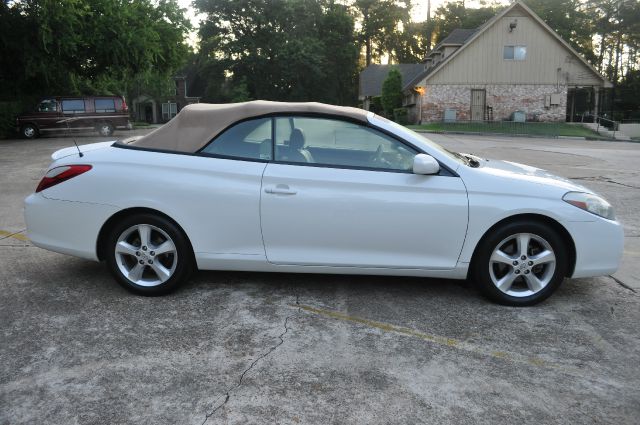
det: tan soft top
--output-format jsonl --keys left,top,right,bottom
{"left": 127, "top": 100, "right": 369, "bottom": 153}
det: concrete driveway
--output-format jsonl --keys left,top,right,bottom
{"left": 1, "top": 131, "right": 639, "bottom": 424}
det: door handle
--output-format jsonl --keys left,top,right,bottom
{"left": 264, "top": 184, "right": 297, "bottom": 195}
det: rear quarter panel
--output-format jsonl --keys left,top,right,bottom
{"left": 42, "top": 146, "right": 267, "bottom": 257}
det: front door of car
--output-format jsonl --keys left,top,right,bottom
{"left": 35, "top": 98, "right": 62, "bottom": 130}
{"left": 260, "top": 116, "right": 468, "bottom": 269}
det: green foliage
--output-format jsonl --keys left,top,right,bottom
{"left": 370, "top": 96, "right": 383, "bottom": 115}
{"left": 0, "top": 101, "right": 23, "bottom": 139}
{"left": 195, "top": 0, "right": 359, "bottom": 105}
{"left": 393, "top": 107, "right": 409, "bottom": 125}
{"left": 0, "top": 0, "right": 191, "bottom": 101}
{"left": 432, "top": 2, "right": 504, "bottom": 44}
{"left": 381, "top": 67, "right": 403, "bottom": 117}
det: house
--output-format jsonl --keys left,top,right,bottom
{"left": 132, "top": 74, "right": 201, "bottom": 124}
{"left": 359, "top": 64, "right": 424, "bottom": 111}
{"left": 359, "top": 1, "right": 611, "bottom": 124}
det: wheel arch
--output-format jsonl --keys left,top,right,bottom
{"left": 96, "top": 207, "right": 195, "bottom": 263}
{"left": 468, "top": 213, "right": 576, "bottom": 278}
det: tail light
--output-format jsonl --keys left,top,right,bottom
{"left": 36, "top": 165, "right": 92, "bottom": 193}
{"left": 121, "top": 97, "right": 128, "bottom": 112}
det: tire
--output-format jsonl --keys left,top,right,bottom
{"left": 97, "top": 122, "right": 114, "bottom": 137}
{"left": 471, "top": 221, "right": 567, "bottom": 306}
{"left": 105, "top": 213, "right": 193, "bottom": 296}
{"left": 21, "top": 124, "right": 38, "bottom": 139}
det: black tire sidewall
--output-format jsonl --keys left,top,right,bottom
{"left": 472, "top": 221, "right": 568, "bottom": 306}
{"left": 105, "top": 213, "right": 192, "bottom": 296}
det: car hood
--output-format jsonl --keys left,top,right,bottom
{"left": 51, "top": 141, "right": 114, "bottom": 160}
{"left": 473, "top": 158, "right": 592, "bottom": 193}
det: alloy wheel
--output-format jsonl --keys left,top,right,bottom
{"left": 114, "top": 224, "right": 178, "bottom": 287}
{"left": 488, "top": 232, "right": 556, "bottom": 297}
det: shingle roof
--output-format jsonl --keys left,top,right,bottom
{"left": 359, "top": 64, "right": 425, "bottom": 98}
{"left": 438, "top": 28, "right": 477, "bottom": 46}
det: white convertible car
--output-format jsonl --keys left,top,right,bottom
{"left": 25, "top": 101, "right": 624, "bottom": 305}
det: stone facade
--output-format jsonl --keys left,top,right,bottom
{"left": 418, "top": 84, "right": 567, "bottom": 123}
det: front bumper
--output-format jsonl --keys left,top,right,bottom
{"left": 565, "top": 217, "right": 624, "bottom": 278}
{"left": 24, "top": 193, "right": 119, "bottom": 261}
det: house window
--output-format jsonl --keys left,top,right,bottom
{"left": 504, "top": 45, "right": 526, "bottom": 60}
{"left": 161, "top": 102, "right": 178, "bottom": 121}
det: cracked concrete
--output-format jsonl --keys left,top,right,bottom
{"left": 1, "top": 132, "right": 640, "bottom": 424}
{"left": 201, "top": 295, "right": 300, "bottom": 424}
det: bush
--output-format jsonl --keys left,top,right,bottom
{"left": 381, "top": 67, "right": 403, "bottom": 116}
{"left": 369, "top": 96, "right": 383, "bottom": 115}
{"left": 393, "top": 107, "right": 409, "bottom": 125}
{"left": 0, "top": 101, "right": 22, "bottom": 139}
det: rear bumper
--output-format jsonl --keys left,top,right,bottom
{"left": 565, "top": 217, "right": 624, "bottom": 278}
{"left": 24, "top": 193, "right": 119, "bottom": 261}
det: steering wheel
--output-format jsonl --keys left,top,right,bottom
{"left": 371, "top": 144, "right": 384, "bottom": 164}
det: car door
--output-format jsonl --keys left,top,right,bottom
{"left": 260, "top": 116, "right": 468, "bottom": 270}
{"left": 34, "top": 98, "right": 62, "bottom": 131}
{"left": 60, "top": 98, "right": 88, "bottom": 131}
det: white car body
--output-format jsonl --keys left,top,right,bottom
{"left": 25, "top": 113, "right": 624, "bottom": 286}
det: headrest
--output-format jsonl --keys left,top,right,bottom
{"left": 290, "top": 128, "right": 305, "bottom": 149}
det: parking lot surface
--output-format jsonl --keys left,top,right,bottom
{"left": 1, "top": 131, "right": 639, "bottom": 424}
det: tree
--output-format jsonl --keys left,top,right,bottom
{"left": 381, "top": 67, "right": 402, "bottom": 116}
{"left": 0, "top": 0, "right": 191, "bottom": 101}
{"left": 432, "top": 2, "right": 503, "bottom": 44}
{"left": 195, "top": 0, "right": 359, "bottom": 105}
{"left": 353, "top": 0, "right": 413, "bottom": 65}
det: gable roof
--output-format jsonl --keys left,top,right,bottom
{"left": 404, "top": 1, "right": 610, "bottom": 90}
{"left": 359, "top": 64, "right": 424, "bottom": 98}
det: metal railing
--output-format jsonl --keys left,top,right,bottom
{"left": 593, "top": 116, "right": 618, "bottom": 139}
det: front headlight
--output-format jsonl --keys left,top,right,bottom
{"left": 563, "top": 191, "right": 615, "bottom": 220}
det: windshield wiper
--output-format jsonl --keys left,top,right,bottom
{"left": 447, "top": 150, "right": 480, "bottom": 168}
{"left": 460, "top": 153, "right": 481, "bottom": 167}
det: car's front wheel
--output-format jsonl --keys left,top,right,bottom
{"left": 471, "top": 221, "right": 567, "bottom": 306}
{"left": 105, "top": 214, "right": 193, "bottom": 295}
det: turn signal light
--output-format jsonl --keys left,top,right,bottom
{"left": 36, "top": 165, "right": 92, "bottom": 193}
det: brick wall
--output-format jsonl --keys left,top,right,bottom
{"left": 419, "top": 84, "right": 567, "bottom": 122}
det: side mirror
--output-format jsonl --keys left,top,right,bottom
{"left": 413, "top": 153, "right": 440, "bottom": 175}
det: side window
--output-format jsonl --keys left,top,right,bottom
{"left": 274, "top": 116, "right": 417, "bottom": 172}
{"left": 61, "top": 99, "right": 86, "bottom": 114}
{"left": 201, "top": 117, "right": 272, "bottom": 161}
{"left": 95, "top": 98, "right": 116, "bottom": 112}
{"left": 37, "top": 99, "right": 58, "bottom": 112}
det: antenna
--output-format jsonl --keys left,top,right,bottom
{"left": 62, "top": 115, "right": 83, "bottom": 157}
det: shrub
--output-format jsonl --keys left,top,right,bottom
{"left": 381, "top": 67, "right": 403, "bottom": 117}
{"left": 0, "top": 102, "right": 22, "bottom": 139}
{"left": 393, "top": 107, "right": 409, "bottom": 125}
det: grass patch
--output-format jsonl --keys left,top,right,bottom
{"left": 408, "top": 121, "right": 605, "bottom": 139}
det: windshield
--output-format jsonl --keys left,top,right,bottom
{"left": 369, "top": 114, "right": 468, "bottom": 165}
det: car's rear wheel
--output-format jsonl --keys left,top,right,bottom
{"left": 105, "top": 214, "right": 193, "bottom": 295}
{"left": 97, "top": 122, "right": 114, "bottom": 137}
{"left": 21, "top": 124, "right": 38, "bottom": 139}
{"left": 471, "top": 221, "right": 567, "bottom": 306}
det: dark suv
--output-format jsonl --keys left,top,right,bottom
{"left": 16, "top": 96, "right": 132, "bottom": 138}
